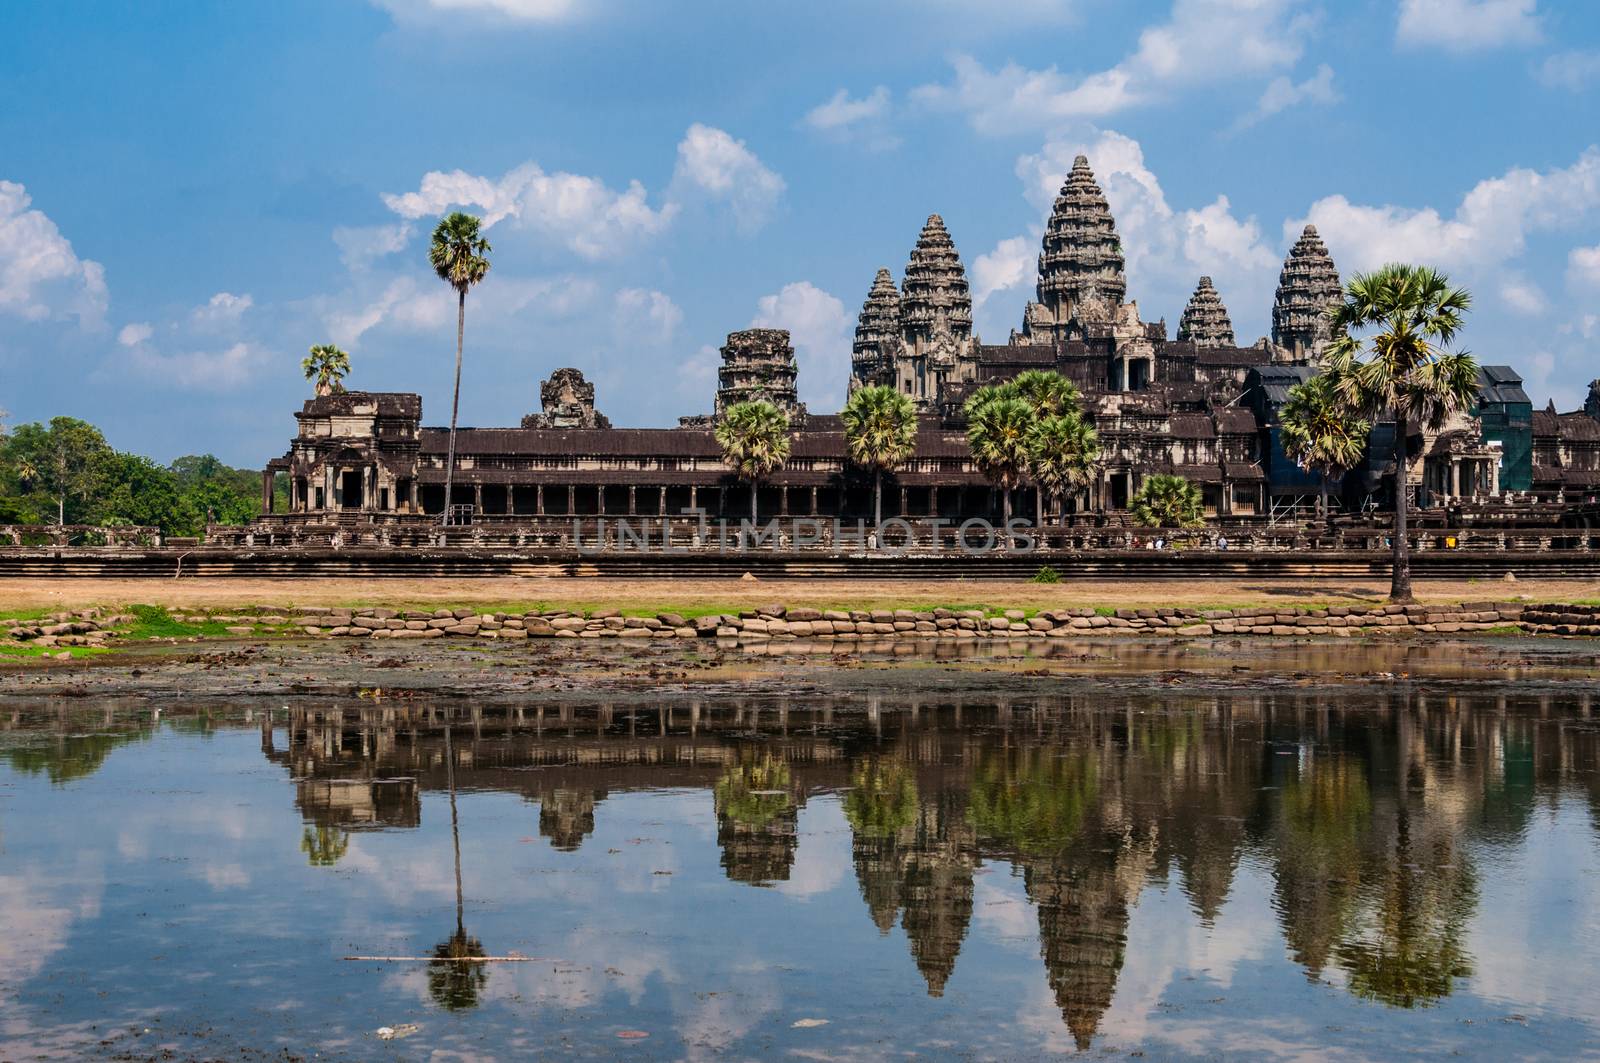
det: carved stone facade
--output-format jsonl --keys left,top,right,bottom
{"left": 1176, "top": 276, "right": 1236, "bottom": 349}
{"left": 1021, "top": 154, "right": 1127, "bottom": 344}
{"left": 711, "top": 328, "right": 806, "bottom": 423}
{"left": 1270, "top": 225, "right": 1343, "bottom": 361}
{"left": 521, "top": 367, "right": 610, "bottom": 429}
{"left": 850, "top": 268, "right": 904, "bottom": 393}
{"left": 895, "top": 214, "right": 977, "bottom": 410}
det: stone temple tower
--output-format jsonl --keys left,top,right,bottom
{"left": 1176, "top": 276, "right": 1236, "bottom": 349}
{"left": 897, "top": 214, "right": 975, "bottom": 410}
{"left": 1022, "top": 155, "right": 1127, "bottom": 343}
{"left": 850, "top": 268, "right": 903, "bottom": 393}
{"left": 1271, "top": 225, "right": 1343, "bottom": 362}
{"left": 713, "top": 328, "right": 807, "bottom": 422}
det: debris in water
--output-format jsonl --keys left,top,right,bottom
{"left": 376, "top": 1024, "right": 420, "bottom": 1040}
{"left": 617, "top": 1030, "right": 650, "bottom": 1039}
{"left": 792, "top": 1018, "right": 830, "bottom": 1028}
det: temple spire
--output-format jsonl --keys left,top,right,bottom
{"left": 851, "top": 267, "right": 902, "bottom": 393}
{"left": 1271, "top": 225, "right": 1343, "bottom": 361}
{"left": 1176, "top": 276, "right": 1236, "bottom": 349}
{"left": 897, "top": 214, "right": 974, "bottom": 410}
{"left": 1036, "top": 155, "right": 1126, "bottom": 324}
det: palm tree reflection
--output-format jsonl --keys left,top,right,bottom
{"left": 429, "top": 724, "right": 487, "bottom": 1010}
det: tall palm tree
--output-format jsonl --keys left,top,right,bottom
{"left": 301, "top": 344, "right": 351, "bottom": 396}
{"left": 429, "top": 213, "right": 492, "bottom": 524}
{"left": 1027, "top": 413, "right": 1101, "bottom": 525}
{"left": 1010, "top": 369, "right": 1080, "bottom": 419}
{"left": 1130, "top": 473, "right": 1204, "bottom": 529}
{"left": 714, "top": 400, "right": 792, "bottom": 522}
{"left": 966, "top": 394, "right": 1033, "bottom": 534}
{"left": 430, "top": 723, "right": 488, "bottom": 1010}
{"left": 1278, "top": 374, "right": 1371, "bottom": 526}
{"left": 842, "top": 385, "right": 919, "bottom": 526}
{"left": 1324, "top": 264, "right": 1475, "bottom": 601}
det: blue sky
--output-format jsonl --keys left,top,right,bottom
{"left": 2, "top": 0, "right": 1597, "bottom": 466}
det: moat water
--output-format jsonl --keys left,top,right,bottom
{"left": 4, "top": 682, "right": 1600, "bottom": 1059}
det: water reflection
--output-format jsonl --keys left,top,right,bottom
{"left": 4, "top": 687, "right": 1600, "bottom": 1056}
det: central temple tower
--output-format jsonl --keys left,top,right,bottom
{"left": 1020, "top": 155, "right": 1127, "bottom": 343}
{"left": 895, "top": 214, "right": 976, "bottom": 410}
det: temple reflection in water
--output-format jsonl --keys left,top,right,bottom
{"left": 219, "top": 686, "right": 1600, "bottom": 1046}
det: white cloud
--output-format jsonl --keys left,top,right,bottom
{"left": 370, "top": 0, "right": 576, "bottom": 23}
{"left": 383, "top": 162, "right": 675, "bottom": 259}
{"left": 1296, "top": 146, "right": 1600, "bottom": 274}
{"left": 1017, "top": 129, "right": 1278, "bottom": 333}
{"left": 613, "top": 287, "right": 683, "bottom": 346}
{"left": 802, "top": 87, "right": 899, "bottom": 148}
{"left": 1396, "top": 0, "right": 1541, "bottom": 52}
{"left": 333, "top": 222, "right": 413, "bottom": 271}
{"left": 1234, "top": 63, "right": 1337, "bottom": 131}
{"left": 1569, "top": 244, "right": 1600, "bottom": 289}
{"left": 913, "top": 0, "right": 1317, "bottom": 134}
{"left": 190, "top": 291, "right": 253, "bottom": 329}
{"left": 671, "top": 124, "right": 787, "bottom": 232}
{"left": 117, "top": 322, "right": 152, "bottom": 347}
{"left": 0, "top": 180, "right": 108, "bottom": 327}
{"left": 1537, "top": 50, "right": 1600, "bottom": 91}
{"left": 750, "top": 281, "right": 851, "bottom": 411}
{"left": 127, "top": 342, "right": 263, "bottom": 391}
{"left": 326, "top": 276, "right": 455, "bottom": 348}
{"left": 1500, "top": 275, "right": 1548, "bottom": 314}
{"left": 971, "top": 234, "right": 1036, "bottom": 312}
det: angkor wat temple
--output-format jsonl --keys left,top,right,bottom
{"left": 258, "top": 155, "right": 1600, "bottom": 529}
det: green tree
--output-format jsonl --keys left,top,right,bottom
{"left": 1325, "top": 264, "right": 1476, "bottom": 601}
{"left": 301, "top": 343, "right": 351, "bottom": 396}
{"left": 3, "top": 417, "right": 113, "bottom": 525}
{"left": 965, "top": 394, "right": 1032, "bottom": 533}
{"left": 1130, "top": 473, "right": 1204, "bottom": 529}
{"left": 429, "top": 212, "right": 492, "bottom": 524}
{"left": 97, "top": 453, "right": 181, "bottom": 530}
{"left": 715, "top": 400, "right": 791, "bottom": 522}
{"left": 842, "top": 385, "right": 919, "bottom": 526}
{"left": 968, "top": 749, "right": 1098, "bottom": 857}
{"left": 300, "top": 825, "right": 350, "bottom": 867}
{"left": 843, "top": 756, "right": 918, "bottom": 839}
{"left": 1009, "top": 369, "right": 1081, "bottom": 419}
{"left": 1279, "top": 374, "right": 1371, "bottom": 525}
{"left": 1027, "top": 413, "right": 1100, "bottom": 524}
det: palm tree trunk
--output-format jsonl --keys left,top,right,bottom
{"left": 874, "top": 469, "right": 882, "bottom": 529}
{"left": 446, "top": 724, "right": 463, "bottom": 938}
{"left": 1319, "top": 474, "right": 1329, "bottom": 526}
{"left": 442, "top": 289, "right": 465, "bottom": 524}
{"left": 1392, "top": 414, "right": 1412, "bottom": 602}
{"left": 750, "top": 479, "right": 759, "bottom": 523}
{"left": 1002, "top": 483, "right": 1012, "bottom": 548}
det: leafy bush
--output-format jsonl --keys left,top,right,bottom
{"left": 1031, "top": 564, "right": 1061, "bottom": 583}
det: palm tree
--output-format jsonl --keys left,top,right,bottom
{"left": 1278, "top": 374, "right": 1370, "bottom": 526}
{"left": 966, "top": 394, "right": 1032, "bottom": 535}
{"left": 842, "top": 385, "right": 919, "bottom": 527}
{"left": 1027, "top": 413, "right": 1101, "bottom": 524}
{"left": 1010, "top": 369, "right": 1080, "bottom": 419}
{"left": 1324, "top": 264, "right": 1475, "bottom": 601}
{"left": 1130, "top": 473, "right": 1204, "bottom": 529}
{"left": 429, "top": 723, "right": 488, "bottom": 1010}
{"left": 714, "top": 400, "right": 791, "bottom": 522}
{"left": 301, "top": 344, "right": 350, "bottom": 396}
{"left": 300, "top": 825, "right": 350, "bottom": 866}
{"left": 429, "top": 213, "right": 492, "bottom": 524}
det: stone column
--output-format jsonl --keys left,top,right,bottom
{"left": 410, "top": 480, "right": 419, "bottom": 513}
{"left": 628, "top": 486, "right": 637, "bottom": 516}
{"left": 809, "top": 486, "right": 818, "bottom": 516}
{"left": 780, "top": 487, "right": 789, "bottom": 516}
{"left": 1490, "top": 458, "right": 1500, "bottom": 496}
{"left": 361, "top": 467, "right": 372, "bottom": 511}
{"left": 567, "top": 485, "right": 575, "bottom": 514}
{"left": 658, "top": 488, "right": 667, "bottom": 516}
{"left": 598, "top": 485, "right": 606, "bottom": 515}
{"left": 473, "top": 484, "right": 483, "bottom": 513}
{"left": 929, "top": 486, "right": 939, "bottom": 519}
{"left": 536, "top": 484, "right": 544, "bottom": 515}
{"left": 689, "top": 485, "right": 698, "bottom": 512}
{"left": 261, "top": 469, "right": 275, "bottom": 514}
{"left": 899, "top": 487, "right": 908, "bottom": 517}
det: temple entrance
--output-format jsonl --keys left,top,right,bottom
{"left": 339, "top": 470, "right": 362, "bottom": 510}
{"left": 1109, "top": 472, "right": 1131, "bottom": 510}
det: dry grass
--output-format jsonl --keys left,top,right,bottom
{"left": 3, "top": 574, "right": 1593, "bottom": 616}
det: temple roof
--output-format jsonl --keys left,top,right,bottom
{"left": 1271, "top": 225, "right": 1342, "bottom": 353}
{"left": 1037, "top": 155, "right": 1126, "bottom": 316}
{"left": 1176, "top": 276, "right": 1236, "bottom": 348}
{"left": 900, "top": 214, "right": 972, "bottom": 340}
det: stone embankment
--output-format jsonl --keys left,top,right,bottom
{"left": 9, "top": 601, "right": 1600, "bottom": 654}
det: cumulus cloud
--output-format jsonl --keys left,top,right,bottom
{"left": 190, "top": 291, "right": 253, "bottom": 329}
{"left": 1016, "top": 129, "right": 1279, "bottom": 334}
{"left": 1537, "top": 50, "right": 1600, "bottom": 92}
{"left": 126, "top": 342, "right": 263, "bottom": 391}
{"left": 117, "top": 322, "right": 153, "bottom": 347}
{"left": 0, "top": 179, "right": 108, "bottom": 327}
{"left": 913, "top": 0, "right": 1318, "bottom": 134}
{"left": 1396, "top": 0, "right": 1541, "bottom": 52}
{"left": 370, "top": 0, "right": 576, "bottom": 23}
{"left": 383, "top": 163, "right": 675, "bottom": 259}
{"left": 1500, "top": 275, "right": 1549, "bottom": 314}
{"left": 333, "top": 222, "right": 413, "bottom": 271}
{"left": 325, "top": 276, "right": 457, "bottom": 348}
{"left": 1295, "top": 145, "right": 1600, "bottom": 274}
{"left": 613, "top": 287, "right": 682, "bottom": 346}
{"left": 1570, "top": 244, "right": 1600, "bottom": 289}
{"left": 750, "top": 281, "right": 851, "bottom": 411}
{"left": 802, "top": 87, "right": 899, "bottom": 149}
{"left": 971, "top": 234, "right": 1036, "bottom": 313}
{"left": 671, "top": 124, "right": 786, "bottom": 232}
{"left": 1233, "top": 63, "right": 1337, "bottom": 131}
